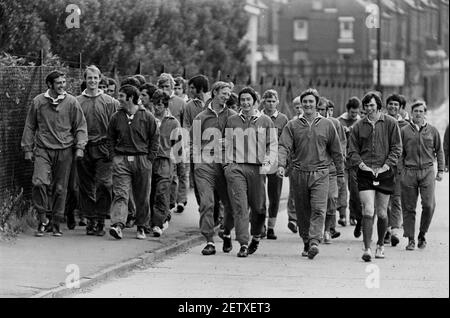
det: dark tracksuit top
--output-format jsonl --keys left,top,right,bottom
{"left": 183, "top": 98, "right": 206, "bottom": 130}
{"left": 347, "top": 113, "right": 402, "bottom": 170}
{"left": 224, "top": 110, "right": 278, "bottom": 244}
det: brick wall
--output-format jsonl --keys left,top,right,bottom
{"left": 0, "top": 66, "right": 82, "bottom": 201}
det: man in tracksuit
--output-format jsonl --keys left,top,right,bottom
{"left": 348, "top": 91, "right": 402, "bottom": 262}
{"left": 401, "top": 100, "right": 444, "bottom": 250}
{"left": 108, "top": 85, "right": 160, "bottom": 240}
{"left": 224, "top": 86, "right": 278, "bottom": 257}
{"left": 21, "top": 70, "right": 88, "bottom": 237}
{"left": 76, "top": 65, "right": 118, "bottom": 236}
{"left": 286, "top": 96, "right": 303, "bottom": 234}
{"left": 157, "top": 73, "right": 188, "bottom": 213}
{"left": 278, "top": 88, "right": 344, "bottom": 260}
{"left": 384, "top": 94, "right": 409, "bottom": 246}
{"left": 150, "top": 89, "right": 181, "bottom": 237}
{"left": 338, "top": 97, "right": 362, "bottom": 236}
{"left": 317, "top": 97, "right": 347, "bottom": 243}
{"left": 261, "top": 89, "right": 289, "bottom": 240}
{"left": 191, "top": 81, "right": 235, "bottom": 256}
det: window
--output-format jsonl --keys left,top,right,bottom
{"left": 338, "top": 17, "right": 354, "bottom": 43}
{"left": 312, "top": 0, "right": 323, "bottom": 10}
{"left": 293, "top": 19, "right": 308, "bottom": 41}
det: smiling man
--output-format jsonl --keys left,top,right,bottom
{"left": 348, "top": 91, "right": 402, "bottom": 262}
{"left": 400, "top": 100, "right": 444, "bottom": 251}
{"left": 76, "top": 65, "right": 119, "bottom": 237}
{"left": 278, "top": 88, "right": 344, "bottom": 260}
{"left": 224, "top": 86, "right": 278, "bottom": 257}
{"left": 21, "top": 70, "right": 88, "bottom": 237}
{"left": 107, "top": 85, "right": 160, "bottom": 240}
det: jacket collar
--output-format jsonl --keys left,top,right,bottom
{"left": 262, "top": 109, "right": 279, "bottom": 118}
{"left": 44, "top": 90, "right": 66, "bottom": 105}
{"left": 239, "top": 109, "right": 262, "bottom": 122}
{"left": 81, "top": 89, "right": 104, "bottom": 97}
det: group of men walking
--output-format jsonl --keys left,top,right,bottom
{"left": 21, "top": 67, "right": 446, "bottom": 262}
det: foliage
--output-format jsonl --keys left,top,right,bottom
{"left": 0, "top": 0, "right": 250, "bottom": 77}
{"left": 0, "top": 188, "right": 36, "bottom": 240}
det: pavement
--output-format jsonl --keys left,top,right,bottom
{"left": 0, "top": 190, "right": 205, "bottom": 298}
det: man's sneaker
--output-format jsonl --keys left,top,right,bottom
{"left": 406, "top": 239, "right": 415, "bottom": 251}
{"left": 136, "top": 227, "right": 146, "bottom": 240}
{"left": 354, "top": 222, "right": 362, "bottom": 238}
{"left": 237, "top": 245, "right": 248, "bottom": 257}
{"left": 152, "top": 226, "right": 163, "bottom": 237}
{"left": 35, "top": 219, "right": 49, "bottom": 237}
{"left": 338, "top": 217, "right": 346, "bottom": 227}
{"left": 384, "top": 231, "right": 391, "bottom": 244}
{"left": 301, "top": 242, "right": 309, "bottom": 257}
{"left": 248, "top": 239, "right": 259, "bottom": 255}
{"left": 307, "top": 244, "right": 319, "bottom": 259}
{"left": 418, "top": 236, "right": 427, "bottom": 249}
{"left": 362, "top": 249, "right": 372, "bottom": 262}
{"left": 222, "top": 235, "right": 232, "bottom": 253}
{"left": 266, "top": 228, "right": 277, "bottom": 240}
{"left": 109, "top": 224, "right": 123, "bottom": 239}
{"left": 201, "top": 243, "right": 216, "bottom": 255}
{"left": 175, "top": 202, "right": 186, "bottom": 213}
{"left": 391, "top": 233, "right": 400, "bottom": 247}
{"left": 162, "top": 221, "right": 169, "bottom": 231}
{"left": 330, "top": 227, "right": 341, "bottom": 239}
{"left": 52, "top": 223, "right": 63, "bottom": 237}
{"left": 323, "top": 231, "right": 332, "bottom": 244}
{"left": 375, "top": 245, "right": 385, "bottom": 259}
{"left": 287, "top": 221, "right": 298, "bottom": 234}
{"left": 86, "top": 219, "right": 96, "bottom": 236}
{"left": 350, "top": 218, "right": 357, "bottom": 226}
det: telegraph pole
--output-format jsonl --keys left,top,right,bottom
{"left": 376, "top": 0, "right": 382, "bottom": 93}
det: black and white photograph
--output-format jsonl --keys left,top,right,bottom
{"left": 0, "top": 0, "right": 448, "bottom": 304}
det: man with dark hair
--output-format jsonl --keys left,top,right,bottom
{"left": 261, "top": 89, "right": 288, "bottom": 240}
{"left": 76, "top": 65, "right": 118, "bottom": 236}
{"left": 401, "top": 100, "right": 444, "bottom": 250}
{"left": 224, "top": 86, "right": 278, "bottom": 257}
{"left": 106, "top": 78, "right": 118, "bottom": 99}
{"left": 108, "top": 84, "right": 160, "bottom": 240}
{"left": 384, "top": 93, "right": 409, "bottom": 246}
{"left": 278, "top": 88, "right": 344, "bottom": 259}
{"left": 348, "top": 91, "right": 402, "bottom": 262}
{"left": 140, "top": 82, "right": 158, "bottom": 113}
{"left": 316, "top": 97, "right": 347, "bottom": 243}
{"left": 191, "top": 81, "right": 235, "bottom": 255}
{"left": 22, "top": 70, "right": 88, "bottom": 237}
{"left": 121, "top": 77, "right": 141, "bottom": 89}
{"left": 133, "top": 75, "right": 146, "bottom": 86}
{"left": 149, "top": 89, "right": 181, "bottom": 237}
{"left": 157, "top": 73, "right": 188, "bottom": 213}
{"left": 174, "top": 76, "right": 189, "bottom": 103}
{"left": 338, "top": 97, "right": 362, "bottom": 234}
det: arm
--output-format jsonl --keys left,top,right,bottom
{"left": 107, "top": 115, "right": 118, "bottom": 160}
{"left": 264, "top": 120, "right": 278, "bottom": 172}
{"left": 147, "top": 113, "right": 160, "bottom": 162}
{"left": 328, "top": 123, "right": 345, "bottom": 177}
{"left": 347, "top": 123, "right": 362, "bottom": 168}
{"left": 72, "top": 100, "right": 88, "bottom": 151}
{"left": 21, "top": 99, "right": 38, "bottom": 154}
{"left": 384, "top": 121, "right": 402, "bottom": 169}
{"left": 433, "top": 128, "right": 444, "bottom": 173}
{"left": 278, "top": 123, "right": 293, "bottom": 169}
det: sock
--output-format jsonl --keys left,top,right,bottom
{"left": 377, "top": 216, "right": 388, "bottom": 246}
{"left": 207, "top": 242, "right": 215, "bottom": 246}
{"left": 362, "top": 215, "right": 374, "bottom": 250}
{"left": 252, "top": 236, "right": 261, "bottom": 242}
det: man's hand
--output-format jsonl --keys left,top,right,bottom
{"left": 375, "top": 163, "right": 390, "bottom": 177}
{"left": 75, "top": 149, "right": 84, "bottom": 160}
{"left": 359, "top": 162, "right": 375, "bottom": 176}
{"left": 445, "top": 166, "right": 449, "bottom": 173}
{"left": 24, "top": 151, "right": 33, "bottom": 162}
{"left": 277, "top": 166, "right": 285, "bottom": 178}
{"left": 436, "top": 171, "right": 443, "bottom": 182}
